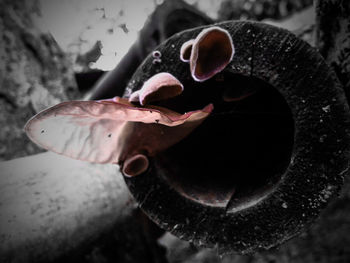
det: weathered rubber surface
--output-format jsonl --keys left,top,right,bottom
{"left": 124, "top": 21, "right": 350, "bottom": 254}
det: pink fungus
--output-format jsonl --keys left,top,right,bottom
{"left": 122, "top": 154, "right": 149, "bottom": 177}
{"left": 180, "top": 39, "right": 194, "bottom": 62}
{"left": 128, "top": 90, "right": 140, "bottom": 103}
{"left": 138, "top": 72, "right": 184, "bottom": 106}
{"left": 190, "top": 26, "right": 234, "bottom": 82}
{"left": 25, "top": 96, "right": 213, "bottom": 165}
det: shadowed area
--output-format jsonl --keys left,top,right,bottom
{"left": 154, "top": 73, "right": 294, "bottom": 208}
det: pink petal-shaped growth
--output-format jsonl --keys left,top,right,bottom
{"left": 128, "top": 90, "right": 140, "bottom": 103}
{"left": 190, "top": 26, "right": 234, "bottom": 82}
{"left": 138, "top": 72, "right": 184, "bottom": 106}
{"left": 25, "top": 96, "right": 213, "bottom": 164}
{"left": 122, "top": 154, "right": 149, "bottom": 177}
{"left": 180, "top": 39, "right": 194, "bottom": 62}
{"left": 117, "top": 103, "right": 213, "bottom": 163}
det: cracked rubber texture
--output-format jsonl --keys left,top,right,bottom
{"left": 124, "top": 21, "right": 350, "bottom": 254}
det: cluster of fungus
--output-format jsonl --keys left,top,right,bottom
{"left": 25, "top": 21, "right": 350, "bottom": 253}
{"left": 25, "top": 26, "right": 234, "bottom": 178}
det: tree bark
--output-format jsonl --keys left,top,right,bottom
{"left": 0, "top": 0, "right": 80, "bottom": 161}
{"left": 124, "top": 19, "right": 350, "bottom": 255}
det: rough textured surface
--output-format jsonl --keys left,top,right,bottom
{"left": 0, "top": 152, "right": 132, "bottom": 262}
{"left": 0, "top": 152, "right": 170, "bottom": 263}
{"left": 0, "top": 0, "right": 80, "bottom": 161}
{"left": 124, "top": 21, "right": 350, "bottom": 254}
{"left": 160, "top": 174, "right": 350, "bottom": 263}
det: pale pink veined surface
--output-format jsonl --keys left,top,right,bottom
{"left": 25, "top": 96, "right": 213, "bottom": 164}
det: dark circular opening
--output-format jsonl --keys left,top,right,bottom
{"left": 153, "top": 73, "right": 295, "bottom": 210}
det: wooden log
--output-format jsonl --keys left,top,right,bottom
{"left": 123, "top": 20, "right": 350, "bottom": 254}
{"left": 0, "top": 152, "right": 134, "bottom": 262}
{"left": 161, "top": 5, "right": 350, "bottom": 262}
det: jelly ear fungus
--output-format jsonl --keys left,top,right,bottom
{"left": 189, "top": 26, "right": 234, "bottom": 82}
{"left": 124, "top": 21, "right": 350, "bottom": 254}
{"left": 132, "top": 72, "right": 184, "bottom": 106}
